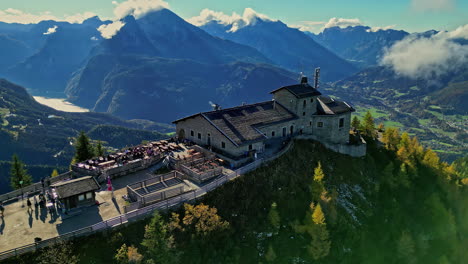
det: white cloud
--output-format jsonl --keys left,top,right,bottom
{"left": 0, "top": 9, "right": 96, "bottom": 24}
{"left": 366, "top": 25, "right": 396, "bottom": 32}
{"left": 445, "top": 24, "right": 468, "bottom": 39}
{"left": 187, "top": 7, "right": 274, "bottom": 32}
{"left": 323, "top": 17, "right": 362, "bottom": 29}
{"left": 381, "top": 24, "right": 468, "bottom": 79}
{"left": 290, "top": 21, "right": 325, "bottom": 33}
{"left": 43, "top": 25, "right": 58, "bottom": 35}
{"left": 113, "top": 0, "right": 169, "bottom": 20}
{"left": 97, "top": 21, "right": 125, "bottom": 39}
{"left": 112, "top": 1, "right": 118, "bottom": 5}
{"left": 188, "top": 8, "right": 241, "bottom": 26}
{"left": 62, "top": 11, "right": 97, "bottom": 23}
{"left": 411, "top": 0, "right": 455, "bottom": 12}
{"left": 90, "top": 36, "right": 99, "bottom": 41}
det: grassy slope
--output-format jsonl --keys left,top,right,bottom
{"left": 4, "top": 139, "right": 466, "bottom": 264}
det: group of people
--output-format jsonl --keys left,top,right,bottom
{"left": 26, "top": 191, "right": 58, "bottom": 214}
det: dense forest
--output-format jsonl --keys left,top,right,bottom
{"left": 3, "top": 123, "right": 467, "bottom": 264}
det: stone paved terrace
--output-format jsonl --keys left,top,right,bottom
{"left": 0, "top": 165, "right": 193, "bottom": 253}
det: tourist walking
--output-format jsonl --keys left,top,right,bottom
{"left": 27, "top": 199, "right": 32, "bottom": 212}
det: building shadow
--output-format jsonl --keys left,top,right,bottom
{"left": 55, "top": 205, "right": 103, "bottom": 235}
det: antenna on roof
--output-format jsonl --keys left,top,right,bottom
{"left": 314, "top": 67, "right": 320, "bottom": 89}
{"left": 299, "top": 72, "right": 308, "bottom": 84}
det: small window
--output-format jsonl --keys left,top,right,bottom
{"left": 78, "top": 194, "right": 85, "bottom": 201}
{"left": 198, "top": 133, "right": 201, "bottom": 139}
{"left": 282, "top": 127, "right": 287, "bottom": 137}
{"left": 86, "top": 192, "right": 93, "bottom": 199}
{"left": 221, "top": 142, "right": 226, "bottom": 149}
{"left": 309, "top": 121, "right": 312, "bottom": 126}
{"left": 190, "top": 130, "right": 194, "bottom": 137}
{"left": 339, "top": 118, "right": 344, "bottom": 128}
{"left": 310, "top": 98, "right": 314, "bottom": 103}
{"left": 317, "top": 122, "right": 323, "bottom": 128}
{"left": 302, "top": 112, "right": 306, "bottom": 116}
{"left": 272, "top": 131, "right": 275, "bottom": 137}
{"left": 303, "top": 100, "right": 306, "bottom": 108}
{"left": 249, "top": 144, "right": 253, "bottom": 150}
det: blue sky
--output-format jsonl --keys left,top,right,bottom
{"left": 0, "top": 0, "right": 466, "bottom": 33}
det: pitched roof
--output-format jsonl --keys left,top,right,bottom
{"left": 51, "top": 176, "right": 100, "bottom": 199}
{"left": 270, "top": 83, "right": 322, "bottom": 98}
{"left": 316, "top": 96, "right": 355, "bottom": 115}
{"left": 174, "top": 101, "right": 297, "bottom": 146}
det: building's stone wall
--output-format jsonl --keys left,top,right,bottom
{"left": 175, "top": 88, "right": 363, "bottom": 160}
{"left": 310, "top": 112, "right": 351, "bottom": 144}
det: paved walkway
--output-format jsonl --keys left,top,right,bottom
{"left": 0, "top": 164, "right": 191, "bottom": 253}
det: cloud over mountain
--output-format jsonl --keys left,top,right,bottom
{"left": 43, "top": 25, "right": 58, "bottom": 35}
{"left": 113, "top": 0, "right": 169, "bottom": 19}
{"left": 97, "top": 0, "right": 169, "bottom": 39}
{"left": 381, "top": 24, "right": 468, "bottom": 79}
{"left": 0, "top": 8, "right": 96, "bottom": 24}
{"left": 98, "top": 21, "right": 125, "bottom": 39}
{"left": 188, "top": 8, "right": 274, "bottom": 32}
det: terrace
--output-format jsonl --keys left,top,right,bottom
{"left": 72, "top": 139, "right": 183, "bottom": 180}
{"left": 125, "top": 171, "right": 191, "bottom": 211}
{"left": 174, "top": 146, "right": 225, "bottom": 183}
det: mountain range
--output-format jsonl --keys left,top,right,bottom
{"left": 307, "top": 26, "right": 409, "bottom": 68}
{"left": 199, "top": 18, "right": 357, "bottom": 81}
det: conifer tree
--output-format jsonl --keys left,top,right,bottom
{"left": 382, "top": 161, "right": 396, "bottom": 188}
{"left": 265, "top": 244, "right": 277, "bottom": 262}
{"left": 314, "top": 162, "right": 325, "bottom": 183}
{"left": 351, "top": 116, "right": 361, "bottom": 129}
{"left": 141, "top": 211, "right": 177, "bottom": 264}
{"left": 51, "top": 169, "right": 59, "bottom": 178}
{"left": 397, "top": 163, "right": 410, "bottom": 188}
{"left": 95, "top": 140, "right": 105, "bottom": 156}
{"left": 268, "top": 202, "right": 281, "bottom": 232}
{"left": 10, "top": 154, "right": 33, "bottom": 190}
{"left": 362, "top": 111, "right": 376, "bottom": 138}
{"left": 73, "top": 131, "right": 94, "bottom": 163}
{"left": 397, "top": 231, "right": 416, "bottom": 264}
{"left": 312, "top": 204, "right": 326, "bottom": 225}
{"left": 422, "top": 149, "right": 440, "bottom": 169}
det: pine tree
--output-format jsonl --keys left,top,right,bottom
{"left": 397, "top": 163, "right": 410, "bottom": 188}
{"left": 10, "top": 154, "right": 33, "bottom": 190}
{"left": 314, "top": 162, "right": 325, "bottom": 183}
{"left": 362, "top": 111, "right": 376, "bottom": 138}
{"left": 312, "top": 204, "right": 326, "bottom": 225}
{"left": 265, "top": 244, "right": 277, "bottom": 262}
{"left": 95, "top": 140, "right": 105, "bottom": 156}
{"left": 268, "top": 202, "right": 281, "bottom": 232}
{"left": 422, "top": 148, "right": 440, "bottom": 169}
{"left": 115, "top": 244, "right": 129, "bottom": 264}
{"left": 397, "top": 231, "right": 416, "bottom": 264}
{"left": 51, "top": 169, "right": 59, "bottom": 178}
{"left": 73, "top": 131, "right": 94, "bottom": 163}
{"left": 351, "top": 116, "right": 361, "bottom": 129}
{"left": 141, "top": 211, "right": 177, "bottom": 264}
{"left": 36, "top": 240, "right": 79, "bottom": 264}
{"left": 382, "top": 161, "right": 396, "bottom": 188}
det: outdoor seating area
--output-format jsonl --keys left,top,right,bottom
{"left": 126, "top": 171, "right": 187, "bottom": 210}
{"left": 176, "top": 147, "right": 224, "bottom": 183}
{"left": 72, "top": 139, "right": 183, "bottom": 178}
